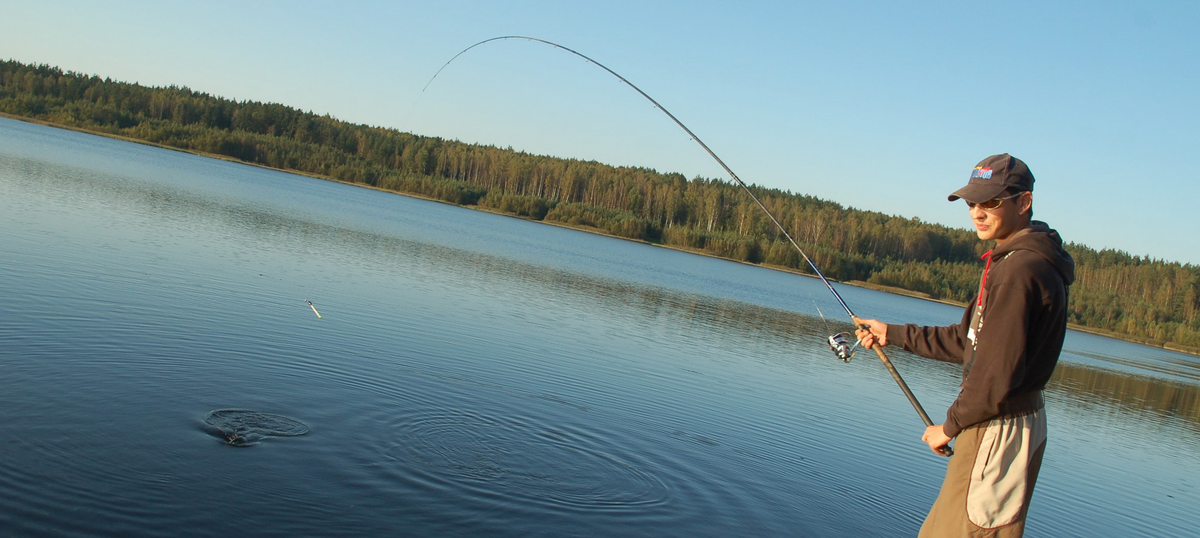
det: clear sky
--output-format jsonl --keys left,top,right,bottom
{"left": 3, "top": 1, "right": 1197, "bottom": 264}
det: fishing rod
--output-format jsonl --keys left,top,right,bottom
{"left": 425, "top": 36, "right": 949, "bottom": 456}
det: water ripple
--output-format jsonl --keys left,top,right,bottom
{"left": 378, "top": 408, "right": 672, "bottom": 513}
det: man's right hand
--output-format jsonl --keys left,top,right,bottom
{"left": 853, "top": 318, "right": 889, "bottom": 349}
{"left": 922, "top": 424, "right": 954, "bottom": 457}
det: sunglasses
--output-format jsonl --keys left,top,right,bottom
{"left": 966, "top": 192, "right": 1024, "bottom": 210}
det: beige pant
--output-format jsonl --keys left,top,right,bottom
{"left": 919, "top": 408, "right": 1047, "bottom": 538}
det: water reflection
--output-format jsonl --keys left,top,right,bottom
{"left": 1050, "top": 361, "right": 1200, "bottom": 431}
{"left": 3, "top": 145, "right": 837, "bottom": 351}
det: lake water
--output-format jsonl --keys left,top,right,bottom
{"left": 1, "top": 116, "right": 1197, "bottom": 537}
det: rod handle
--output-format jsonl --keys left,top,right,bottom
{"left": 869, "top": 345, "right": 953, "bottom": 457}
{"left": 854, "top": 318, "right": 953, "bottom": 457}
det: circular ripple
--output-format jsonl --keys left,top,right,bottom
{"left": 385, "top": 409, "right": 670, "bottom": 511}
{"left": 202, "top": 409, "right": 309, "bottom": 446}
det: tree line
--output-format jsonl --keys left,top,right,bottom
{"left": 2, "top": 60, "right": 1196, "bottom": 350}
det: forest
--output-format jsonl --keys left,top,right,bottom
{"left": 2, "top": 60, "right": 1196, "bottom": 350}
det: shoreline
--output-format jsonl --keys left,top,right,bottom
{"left": 5, "top": 113, "right": 1196, "bottom": 357}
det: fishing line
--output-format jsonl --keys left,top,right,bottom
{"left": 424, "top": 36, "right": 949, "bottom": 455}
{"left": 424, "top": 36, "right": 854, "bottom": 314}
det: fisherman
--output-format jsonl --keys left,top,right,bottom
{"left": 855, "top": 154, "right": 1074, "bottom": 537}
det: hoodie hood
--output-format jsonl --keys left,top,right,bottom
{"left": 991, "top": 220, "right": 1075, "bottom": 285}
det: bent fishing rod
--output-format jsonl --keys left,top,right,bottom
{"left": 426, "top": 36, "right": 949, "bottom": 456}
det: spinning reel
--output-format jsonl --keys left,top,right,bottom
{"left": 827, "top": 331, "right": 861, "bottom": 363}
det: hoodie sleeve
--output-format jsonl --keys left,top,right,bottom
{"left": 885, "top": 306, "right": 972, "bottom": 365}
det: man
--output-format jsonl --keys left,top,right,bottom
{"left": 856, "top": 153, "right": 1075, "bottom": 537}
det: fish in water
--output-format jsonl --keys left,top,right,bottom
{"left": 202, "top": 409, "right": 310, "bottom": 447}
{"left": 218, "top": 429, "right": 262, "bottom": 447}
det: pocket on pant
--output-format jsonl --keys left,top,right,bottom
{"left": 966, "top": 410, "right": 1046, "bottom": 528}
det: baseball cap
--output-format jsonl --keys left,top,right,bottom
{"left": 948, "top": 153, "right": 1035, "bottom": 203}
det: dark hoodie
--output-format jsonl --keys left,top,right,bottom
{"left": 886, "top": 221, "right": 1075, "bottom": 438}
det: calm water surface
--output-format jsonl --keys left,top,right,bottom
{"left": 1, "top": 117, "right": 1197, "bottom": 537}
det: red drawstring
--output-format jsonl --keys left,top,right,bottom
{"left": 978, "top": 250, "right": 993, "bottom": 306}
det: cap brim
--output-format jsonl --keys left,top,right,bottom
{"left": 947, "top": 182, "right": 1008, "bottom": 203}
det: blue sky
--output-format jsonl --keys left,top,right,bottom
{"left": 3, "top": 1, "right": 1197, "bottom": 264}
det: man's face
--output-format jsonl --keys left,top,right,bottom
{"left": 968, "top": 191, "right": 1032, "bottom": 243}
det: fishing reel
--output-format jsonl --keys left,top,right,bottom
{"left": 827, "top": 331, "right": 861, "bottom": 363}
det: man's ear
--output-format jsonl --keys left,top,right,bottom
{"left": 1019, "top": 192, "right": 1033, "bottom": 215}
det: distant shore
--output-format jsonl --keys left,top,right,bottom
{"left": 5, "top": 112, "right": 1196, "bottom": 357}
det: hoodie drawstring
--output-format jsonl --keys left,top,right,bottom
{"left": 978, "top": 250, "right": 993, "bottom": 307}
